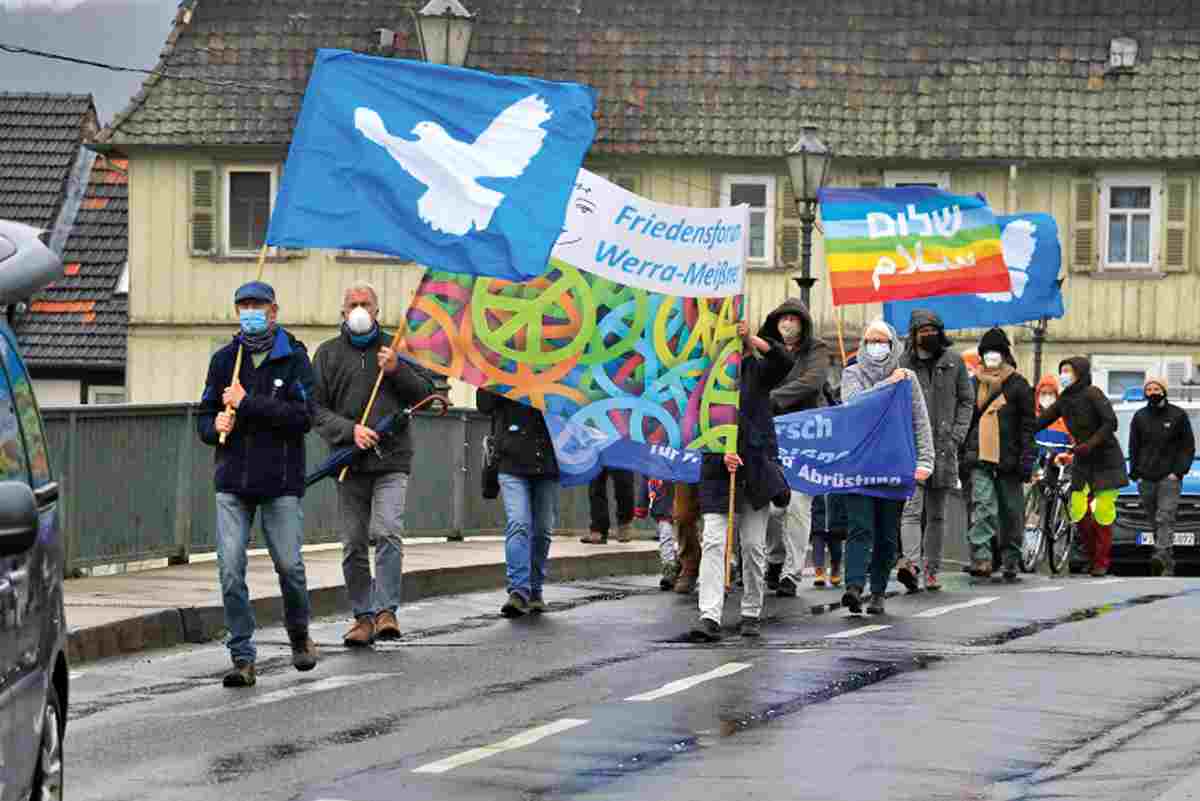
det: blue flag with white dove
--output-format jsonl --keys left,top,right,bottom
{"left": 883, "top": 213, "right": 1065, "bottom": 331}
{"left": 266, "top": 49, "right": 597, "bottom": 280}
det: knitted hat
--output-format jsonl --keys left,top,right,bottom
{"left": 978, "top": 327, "right": 1011, "bottom": 355}
{"left": 1145, "top": 375, "right": 1169, "bottom": 394}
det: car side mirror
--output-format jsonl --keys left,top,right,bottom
{"left": 0, "top": 481, "right": 38, "bottom": 557}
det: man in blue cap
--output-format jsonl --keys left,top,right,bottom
{"left": 197, "top": 280, "right": 319, "bottom": 687}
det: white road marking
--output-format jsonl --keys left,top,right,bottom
{"left": 196, "top": 673, "right": 395, "bottom": 714}
{"left": 826, "top": 624, "right": 892, "bottom": 639}
{"left": 1090, "top": 577, "right": 1126, "bottom": 585}
{"left": 625, "top": 662, "right": 752, "bottom": 702}
{"left": 781, "top": 649, "right": 816, "bottom": 655}
{"left": 912, "top": 597, "right": 999, "bottom": 618}
{"left": 1022, "top": 586, "right": 1065, "bottom": 593}
{"left": 412, "top": 718, "right": 590, "bottom": 774}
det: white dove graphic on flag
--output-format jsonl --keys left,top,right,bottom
{"left": 354, "top": 95, "right": 552, "bottom": 237}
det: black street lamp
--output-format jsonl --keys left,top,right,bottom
{"left": 785, "top": 126, "right": 833, "bottom": 309}
{"left": 414, "top": 0, "right": 476, "bottom": 67}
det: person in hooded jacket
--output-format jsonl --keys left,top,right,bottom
{"left": 761, "top": 298, "right": 830, "bottom": 597}
{"left": 1036, "top": 357, "right": 1129, "bottom": 577}
{"left": 963, "top": 328, "right": 1036, "bottom": 580}
{"left": 689, "top": 320, "right": 794, "bottom": 642}
{"left": 896, "top": 310, "right": 974, "bottom": 592}
{"left": 1129, "top": 376, "right": 1194, "bottom": 576}
{"left": 839, "top": 319, "right": 935, "bottom": 616}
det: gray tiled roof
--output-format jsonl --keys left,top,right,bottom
{"left": 12, "top": 155, "right": 128, "bottom": 370}
{"left": 0, "top": 93, "right": 96, "bottom": 229}
{"left": 100, "top": 1, "right": 1200, "bottom": 161}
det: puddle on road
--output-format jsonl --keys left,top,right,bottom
{"left": 966, "top": 593, "right": 1179, "bottom": 647}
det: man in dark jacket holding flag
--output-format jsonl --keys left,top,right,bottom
{"left": 313, "top": 282, "right": 434, "bottom": 648}
{"left": 198, "top": 281, "right": 319, "bottom": 688}
{"left": 1130, "top": 375, "right": 1196, "bottom": 576}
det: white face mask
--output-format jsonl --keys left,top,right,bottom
{"left": 1040, "top": 394, "right": 1057, "bottom": 409}
{"left": 982, "top": 351, "right": 1003, "bottom": 369}
{"left": 864, "top": 341, "right": 891, "bottom": 361}
{"left": 346, "top": 305, "right": 375, "bottom": 335}
{"left": 777, "top": 320, "right": 802, "bottom": 342}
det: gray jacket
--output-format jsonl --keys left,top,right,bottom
{"left": 899, "top": 311, "right": 974, "bottom": 488}
{"left": 312, "top": 327, "right": 435, "bottom": 475}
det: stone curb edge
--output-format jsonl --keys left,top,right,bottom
{"left": 67, "top": 548, "right": 659, "bottom": 665}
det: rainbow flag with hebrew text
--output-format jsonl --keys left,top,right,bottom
{"left": 402, "top": 260, "right": 743, "bottom": 485}
{"left": 818, "top": 187, "right": 1011, "bottom": 306}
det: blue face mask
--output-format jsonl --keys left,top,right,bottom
{"left": 864, "top": 341, "right": 891, "bottom": 361}
{"left": 239, "top": 308, "right": 269, "bottom": 335}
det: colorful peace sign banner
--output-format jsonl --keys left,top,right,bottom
{"left": 403, "top": 259, "right": 743, "bottom": 481}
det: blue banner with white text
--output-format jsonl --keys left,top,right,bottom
{"left": 775, "top": 380, "right": 917, "bottom": 500}
{"left": 546, "top": 412, "right": 703, "bottom": 488}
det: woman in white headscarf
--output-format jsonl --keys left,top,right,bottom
{"left": 839, "top": 319, "right": 935, "bottom": 615}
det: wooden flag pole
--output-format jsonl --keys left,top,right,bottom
{"left": 836, "top": 307, "right": 848, "bottom": 367}
{"left": 219, "top": 244, "right": 270, "bottom": 445}
{"left": 724, "top": 471, "right": 737, "bottom": 591}
{"left": 337, "top": 328, "right": 406, "bottom": 483}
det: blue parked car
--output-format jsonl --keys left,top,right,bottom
{"left": 1106, "top": 388, "right": 1200, "bottom": 575}
{"left": 0, "top": 220, "right": 68, "bottom": 801}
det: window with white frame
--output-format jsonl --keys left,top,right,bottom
{"left": 1091, "top": 354, "right": 1193, "bottom": 399}
{"left": 224, "top": 165, "right": 277, "bottom": 255}
{"left": 884, "top": 170, "right": 950, "bottom": 190}
{"left": 1100, "top": 174, "right": 1161, "bottom": 270}
{"left": 721, "top": 175, "right": 774, "bottom": 265}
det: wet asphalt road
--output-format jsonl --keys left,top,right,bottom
{"left": 65, "top": 570, "right": 1200, "bottom": 801}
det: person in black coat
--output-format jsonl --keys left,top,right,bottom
{"left": 1129, "top": 375, "right": 1195, "bottom": 576}
{"left": 689, "top": 320, "right": 794, "bottom": 642}
{"left": 1036, "top": 357, "right": 1130, "bottom": 576}
{"left": 476, "top": 389, "right": 560, "bottom": 617}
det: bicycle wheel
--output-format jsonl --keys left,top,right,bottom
{"left": 1019, "top": 485, "right": 1047, "bottom": 573}
{"left": 1046, "top": 494, "right": 1073, "bottom": 575}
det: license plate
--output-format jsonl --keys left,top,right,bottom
{"left": 1137, "top": 532, "right": 1156, "bottom": 546}
{"left": 1175, "top": 532, "right": 1196, "bottom": 547}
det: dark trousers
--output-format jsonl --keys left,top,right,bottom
{"left": 844, "top": 495, "right": 905, "bottom": 595}
{"left": 588, "top": 469, "right": 635, "bottom": 535}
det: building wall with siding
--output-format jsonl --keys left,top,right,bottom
{"left": 126, "top": 151, "right": 1200, "bottom": 402}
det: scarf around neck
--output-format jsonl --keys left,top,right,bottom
{"left": 240, "top": 325, "right": 277, "bottom": 354}
{"left": 976, "top": 364, "right": 1015, "bottom": 407}
{"left": 345, "top": 322, "right": 381, "bottom": 349}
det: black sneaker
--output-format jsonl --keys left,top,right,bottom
{"left": 528, "top": 595, "right": 547, "bottom": 614}
{"left": 659, "top": 561, "right": 680, "bottom": 591}
{"left": 501, "top": 592, "right": 529, "bottom": 618}
{"left": 866, "top": 593, "right": 886, "bottom": 615}
{"left": 1003, "top": 571, "right": 1023, "bottom": 584}
{"left": 896, "top": 564, "right": 921, "bottom": 594}
{"left": 689, "top": 618, "right": 723, "bottom": 642}
{"left": 1150, "top": 555, "right": 1167, "bottom": 577}
{"left": 765, "top": 562, "right": 783, "bottom": 590}
{"left": 222, "top": 661, "right": 256, "bottom": 688}
{"left": 739, "top": 616, "right": 761, "bottom": 637}
{"left": 776, "top": 576, "right": 798, "bottom": 597}
{"left": 842, "top": 585, "right": 864, "bottom": 614}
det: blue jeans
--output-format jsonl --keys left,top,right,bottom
{"left": 499, "top": 473, "right": 558, "bottom": 601}
{"left": 337, "top": 472, "right": 408, "bottom": 619}
{"left": 215, "top": 493, "right": 310, "bottom": 664}
{"left": 844, "top": 494, "right": 904, "bottom": 595}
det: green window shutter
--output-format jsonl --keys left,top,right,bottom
{"left": 1164, "top": 179, "right": 1191, "bottom": 273}
{"left": 781, "top": 179, "right": 800, "bottom": 218}
{"left": 1071, "top": 181, "right": 1097, "bottom": 273}
{"left": 190, "top": 167, "right": 217, "bottom": 256}
{"left": 779, "top": 224, "right": 800, "bottom": 265}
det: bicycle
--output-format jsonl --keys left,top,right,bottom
{"left": 1020, "top": 457, "right": 1075, "bottom": 574}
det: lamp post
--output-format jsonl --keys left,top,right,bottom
{"left": 785, "top": 125, "right": 833, "bottom": 309}
{"left": 414, "top": 0, "right": 475, "bottom": 67}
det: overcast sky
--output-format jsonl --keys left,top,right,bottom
{"left": 0, "top": 0, "right": 180, "bottom": 124}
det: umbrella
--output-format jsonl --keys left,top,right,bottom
{"left": 305, "top": 395, "right": 448, "bottom": 487}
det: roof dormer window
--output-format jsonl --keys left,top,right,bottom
{"left": 1110, "top": 37, "right": 1138, "bottom": 70}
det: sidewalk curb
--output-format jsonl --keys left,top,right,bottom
{"left": 67, "top": 547, "right": 659, "bottom": 665}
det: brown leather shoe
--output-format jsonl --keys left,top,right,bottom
{"left": 579, "top": 530, "right": 608, "bottom": 544}
{"left": 343, "top": 617, "right": 375, "bottom": 647}
{"left": 374, "top": 610, "right": 401, "bottom": 641}
{"left": 673, "top": 572, "right": 698, "bottom": 594}
{"left": 971, "top": 559, "right": 993, "bottom": 578}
